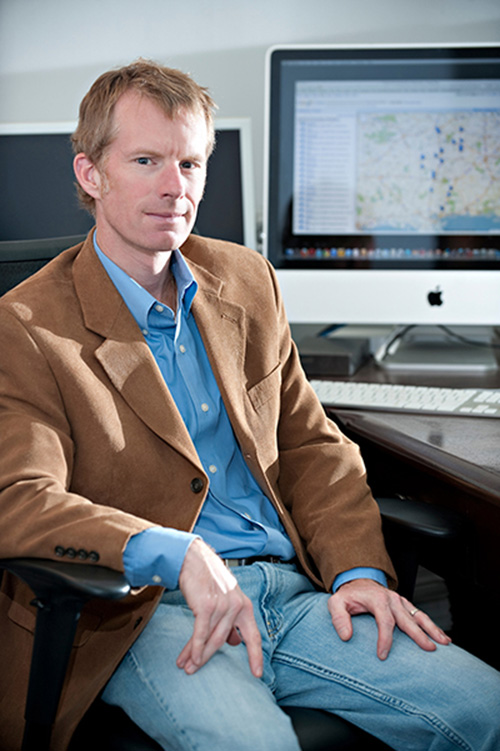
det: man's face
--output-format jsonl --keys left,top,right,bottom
{"left": 82, "top": 91, "right": 209, "bottom": 259}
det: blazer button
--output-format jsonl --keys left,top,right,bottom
{"left": 66, "top": 547, "right": 76, "bottom": 559}
{"left": 54, "top": 546, "right": 65, "bottom": 557}
{"left": 77, "top": 549, "right": 88, "bottom": 560}
{"left": 190, "top": 477, "right": 204, "bottom": 494}
{"left": 88, "top": 551, "right": 100, "bottom": 562}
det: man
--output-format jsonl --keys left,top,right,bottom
{"left": 0, "top": 60, "right": 498, "bottom": 751}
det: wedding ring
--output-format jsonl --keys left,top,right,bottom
{"left": 409, "top": 608, "right": 420, "bottom": 617}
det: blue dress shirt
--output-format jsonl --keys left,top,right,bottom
{"left": 93, "top": 239, "right": 386, "bottom": 593}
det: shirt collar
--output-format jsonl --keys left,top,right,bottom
{"left": 93, "top": 234, "right": 198, "bottom": 332}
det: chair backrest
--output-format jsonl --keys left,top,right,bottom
{"left": 0, "top": 235, "right": 86, "bottom": 297}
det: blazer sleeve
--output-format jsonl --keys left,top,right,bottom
{"left": 266, "top": 262, "right": 397, "bottom": 591}
{"left": 0, "top": 306, "right": 153, "bottom": 570}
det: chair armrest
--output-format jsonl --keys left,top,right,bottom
{"left": 0, "top": 557, "right": 131, "bottom": 601}
{"left": 376, "top": 496, "right": 467, "bottom": 599}
{"left": 376, "top": 497, "right": 465, "bottom": 540}
{"left": 0, "top": 558, "right": 131, "bottom": 751}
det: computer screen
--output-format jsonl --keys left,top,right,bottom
{"left": 0, "top": 117, "right": 256, "bottom": 249}
{"left": 264, "top": 44, "right": 500, "bottom": 325}
{"left": 198, "top": 118, "right": 256, "bottom": 249}
{"left": 0, "top": 123, "right": 93, "bottom": 241}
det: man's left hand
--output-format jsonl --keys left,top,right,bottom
{"left": 328, "top": 578, "right": 452, "bottom": 660}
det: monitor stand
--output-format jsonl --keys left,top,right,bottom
{"left": 376, "top": 325, "right": 498, "bottom": 373}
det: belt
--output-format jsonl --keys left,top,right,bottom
{"left": 223, "top": 555, "right": 291, "bottom": 568}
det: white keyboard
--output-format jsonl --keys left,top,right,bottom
{"left": 310, "top": 380, "right": 500, "bottom": 418}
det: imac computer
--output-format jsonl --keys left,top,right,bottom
{"left": 264, "top": 44, "right": 500, "bottom": 370}
{"left": 0, "top": 117, "right": 256, "bottom": 248}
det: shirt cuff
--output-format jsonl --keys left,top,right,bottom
{"left": 332, "top": 567, "right": 388, "bottom": 593}
{"left": 123, "top": 527, "right": 199, "bottom": 590}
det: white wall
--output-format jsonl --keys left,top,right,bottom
{"left": 1, "top": 0, "right": 499, "bottom": 216}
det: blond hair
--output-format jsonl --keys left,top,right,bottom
{"left": 72, "top": 59, "right": 216, "bottom": 213}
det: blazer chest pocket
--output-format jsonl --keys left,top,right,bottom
{"left": 247, "top": 363, "right": 281, "bottom": 412}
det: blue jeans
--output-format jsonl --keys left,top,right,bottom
{"left": 102, "top": 563, "right": 500, "bottom": 751}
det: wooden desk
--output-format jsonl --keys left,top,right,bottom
{"left": 321, "top": 357, "right": 500, "bottom": 668}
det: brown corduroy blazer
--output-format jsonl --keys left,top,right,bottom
{"left": 0, "top": 233, "right": 395, "bottom": 749}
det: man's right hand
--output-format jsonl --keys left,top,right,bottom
{"left": 176, "top": 539, "right": 263, "bottom": 678}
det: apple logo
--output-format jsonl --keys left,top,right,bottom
{"left": 427, "top": 287, "right": 443, "bottom": 306}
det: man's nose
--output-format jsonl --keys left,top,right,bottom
{"left": 158, "top": 164, "right": 184, "bottom": 198}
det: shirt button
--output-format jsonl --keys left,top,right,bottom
{"left": 152, "top": 574, "right": 162, "bottom": 584}
{"left": 208, "top": 464, "right": 217, "bottom": 474}
{"left": 154, "top": 304, "right": 164, "bottom": 313}
{"left": 190, "top": 477, "right": 204, "bottom": 494}
{"left": 142, "top": 329, "right": 148, "bottom": 336}
{"left": 201, "top": 403, "right": 209, "bottom": 412}
{"left": 179, "top": 344, "right": 186, "bottom": 354}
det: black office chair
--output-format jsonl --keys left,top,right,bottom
{"left": 0, "top": 239, "right": 466, "bottom": 751}
{"left": 0, "top": 234, "right": 87, "bottom": 297}
{"left": 0, "top": 496, "right": 465, "bottom": 751}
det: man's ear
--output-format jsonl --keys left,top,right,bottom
{"left": 73, "top": 153, "right": 103, "bottom": 200}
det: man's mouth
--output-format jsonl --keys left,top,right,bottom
{"left": 146, "top": 211, "right": 185, "bottom": 221}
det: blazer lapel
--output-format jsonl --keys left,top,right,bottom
{"left": 187, "top": 260, "right": 254, "bottom": 452}
{"left": 72, "top": 238, "right": 201, "bottom": 467}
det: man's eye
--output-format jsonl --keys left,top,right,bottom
{"left": 181, "top": 160, "right": 195, "bottom": 170}
{"left": 136, "top": 157, "right": 152, "bottom": 165}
